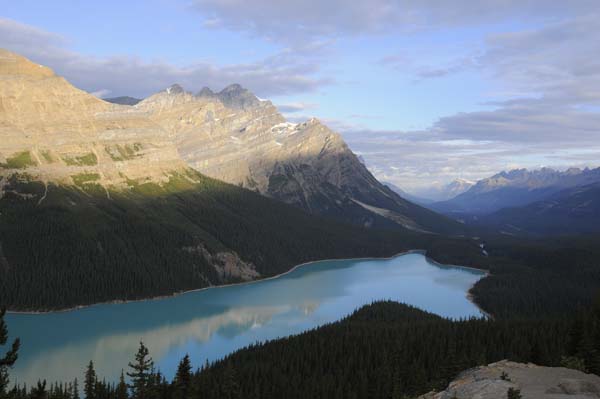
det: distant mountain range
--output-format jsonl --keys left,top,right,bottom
{"left": 432, "top": 167, "right": 600, "bottom": 215}
{"left": 478, "top": 181, "right": 600, "bottom": 235}
{"left": 429, "top": 167, "right": 600, "bottom": 235}
{"left": 385, "top": 179, "right": 474, "bottom": 204}
{"left": 384, "top": 182, "right": 435, "bottom": 205}
{"left": 104, "top": 96, "right": 142, "bottom": 105}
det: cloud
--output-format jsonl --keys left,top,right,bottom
{"left": 379, "top": 54, "right": 477, "bottom": 80}
{"left": 356, "top": 11, "right": 600, "bottom": 192}
{"left": 427, "top": 14, "right": 600, "bottom": 146}
{"left": 276, "top": 102, "right": 318, "bottom": 113}
{"left": 341, "top": 126, "right": 600, "bottom": 194}
{"left": 480, "top": 14, "right": 600, "bottom": 105}
{"left": 0, "top": 17, "right": 331, "bottom": 98}
{"left": 191, "top": 0, "right": 597, "bottom": 42}
{"left": 91, "top": 89, "right": 112, "bottom": 98}
{"left": 433, "top": 104, "right": 600, "bottom": 146}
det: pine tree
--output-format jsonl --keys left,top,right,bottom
{"left": 222, "top": 363, "right": 240, "bottom": 399}
{"left": 31, "top": 380, "right": 47, "bottom": 399}
{"left": 173, "top": 355, "right": 192, "bottom": 399}
{"left": 72, "top": 378, "right": 80, "bottom": 399}
{"left": 84, "top": 361, "right": 97, "bottom": 399}
{"left": 127, "top": 342, "right": 154, "bottom": 399}
{"left": 507, "top": 387, "right": 522, "bottom": 399}
{"left": 116, "top": 371, "right": 128, "bottom": 399}
{"left": 0, "top": 308, "right": 20, "bottom": 395}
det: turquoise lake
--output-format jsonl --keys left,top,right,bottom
{"left": 6, "top": 253, "right": 485, "bottom": 386}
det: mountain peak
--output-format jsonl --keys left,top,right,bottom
{"left": 220, "top": 83, "right": 244, "bottom": 93}
{"left": 165, "top": 84, "right": 185, "bottom": 95}
{"left": 452, "top": 178, "right": 475, "bottom": 185}
{"left": 565, "top": 167, "right": 583, "bottom": 175}
{"left": 215, "top": 83, "right": 260, "bottom": 110}
{"left": 192, "top": 83, "right": 260, "bottom": 109}
{"left": 196, "top": 87, "right": 215, "bottom": 97}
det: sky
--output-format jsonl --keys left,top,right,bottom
{"left": 2, "top": 0, "right": 600, "bottom": 196}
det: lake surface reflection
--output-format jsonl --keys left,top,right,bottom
{"left": 6, "top": 253, "right": 485, "bottom": 386}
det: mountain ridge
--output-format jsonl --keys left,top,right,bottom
{"left": 432, "top": 166, "right": 600, "bottom": 216}
{"left": 135, "top": 81, "right": 462, "bottom": 234}
{"left": 477, "top": 181, "right": 600, "bottom": 235}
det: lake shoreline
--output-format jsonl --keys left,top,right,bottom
{"left": 8, "top": 249, "right": 489, "bottom": 316}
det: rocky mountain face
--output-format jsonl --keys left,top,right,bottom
{"left": 432, "top": 167, "right": 600, "bottom": 216}
{"left": 420, "top": 360, "right": 600, "bottom": 399}
{"left": 0, "top": 48, "right": 460, "bottom": 236}
{"left": 134, "top": 83, "right": 461, "bottom": 233}
{"left": 0, "top": 48, "right": 185, "bottom": 189}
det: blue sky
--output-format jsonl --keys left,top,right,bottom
{"left": 2, "top": 0, "right": 600, "bottom": 195}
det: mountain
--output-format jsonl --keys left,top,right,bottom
{"left": 104, "top": 96, "right": 142, "bottom": 105}
{"left": 195, "top": 83, "right": 260, "bottom": 109}
{"left": 432, "top": 167, "right": 600, "bottom": 216}
{"left": 442, "top": 178, "right": 476, "bottom": 199}
{"left": 0, "top": 49, "right": 459, "bottom": 310}
{"left": 135, "top": 83, "right": 462, "bottom": 234}
{"left": 477, "top": 182, "right": 600, "bottom": 235}
{"left": 414, "top": 178, "right": 475, "bottom": 202}
{"left": 0, "top": 49, "right": 184, "bottom": 185}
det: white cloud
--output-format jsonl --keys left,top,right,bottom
{"left": 276, "top": 102, "right": 319, "bottom": 113}
{"left": 192, "top": 0, "right": 597, "bottom": 42}
{"left": 90, "top": 89, "right": 112, "bottom": 98}
{"left": 343, "top": 126, "right": 595, "bottom": 193}
{"left": 0, "top": 17, "right": 331, "bottom": 98}
{"left": 481, "top": 14, "right": 600, "bottom": 105}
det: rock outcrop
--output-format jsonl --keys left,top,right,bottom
{"left": 420, "top": 360, "right": 600, "bottom": 399}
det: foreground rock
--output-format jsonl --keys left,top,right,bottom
{"left": 420, "top": 360, "right": 600, "bottom": 399}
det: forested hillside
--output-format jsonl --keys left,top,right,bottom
{"left": 470, "top": 234, "right": 600, "bottom": 318}
{"left": 476, "top": 182, "right": 600, "bottom": 236}
{"left": 0, "top": 171, "right": 476, "bottom": 311}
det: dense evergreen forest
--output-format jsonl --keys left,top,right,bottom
{"left": 2, "top": 300, "right": 600, "bottom": 399}
{"left": 0, "top": 172, "right": 482, "bottom": 311}
{"left": 469, "top": 234, "right": 600, "bottom": 318}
